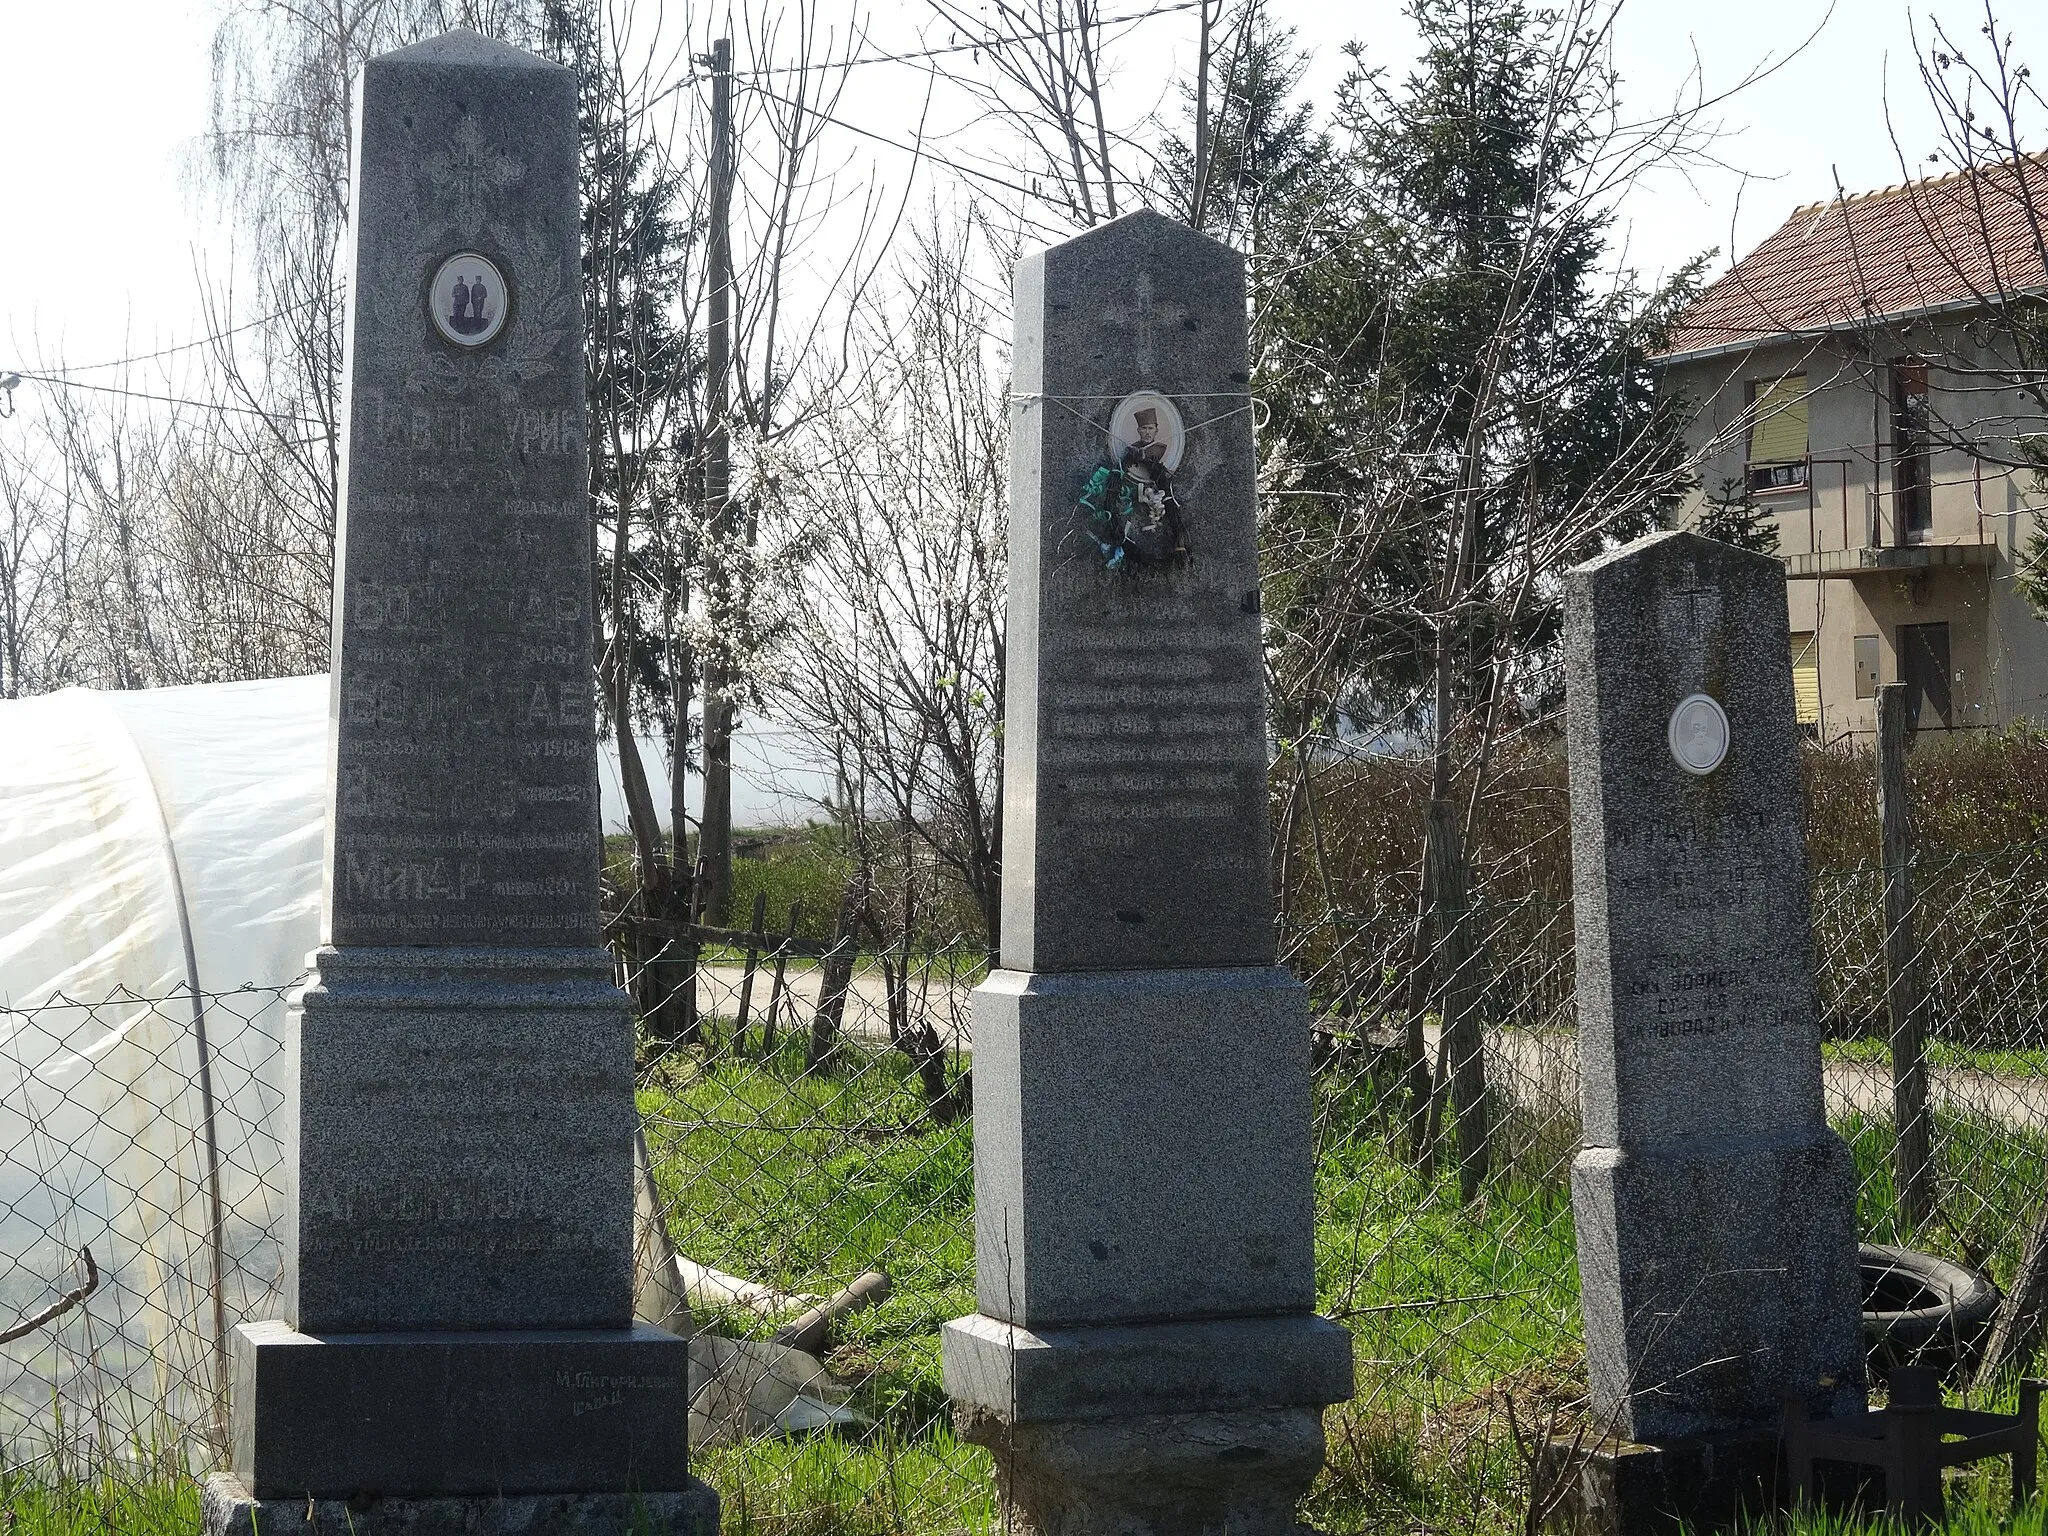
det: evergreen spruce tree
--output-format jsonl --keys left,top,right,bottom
{"left": 1254, "top": 0, "right": 1703, "bottom": 737}
{"left": 543, "top": 0, "right": 700, "bottom": 824}
{"left": 1693, "top": 475, "right": 1782, "bottom": 554}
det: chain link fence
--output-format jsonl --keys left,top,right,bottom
{"left": 4, "top": 844, "right": 2048, "bottom": 1530}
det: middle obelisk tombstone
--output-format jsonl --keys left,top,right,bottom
{"left": 201, "top": 31, "right": 715, "bottom": 1534}
{"left": 941, "top": 210, "right": 1352, "bottom": 1533}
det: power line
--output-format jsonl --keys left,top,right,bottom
{"left": 29, "top": 293, "right": 341, "bottom": 376}
{"left": 634, "top": 2, "right": 1198, "bottom": 117}
{"left": 740, "top": 79, "right": 1044, "bottom": 202}
{"left": 744, "top": 2, "right": 1200, "bottom": 77}
{"left": 2, "top": 370, "right": 331, "bottom": 427}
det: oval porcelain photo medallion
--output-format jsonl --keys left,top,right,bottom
{"left": 429, "top": 252, "right": 508, "bottom": 347}
{"left": 1667, "top": 692, "right": 1731, "bottom": 776}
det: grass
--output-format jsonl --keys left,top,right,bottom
{"left": 701, "top": 1428, "right": 995, "bottom": 1536}
{"left": 11, "top": 1038, "right": 2048, "bottom": 1534}
{"left": 639, "top": 1034, "right": 976, "bottom": 1442}
{"left": 1726, "top": 1499, "right": 2048, "bottom": 1535}
{"left": 0, "top": 1464, "right": 199, "bottom": 1535}
{"left": 1837, "top": 1106, "right": 2048, "bottom": 1269}
{"left": 638, "top": 1036, "right": 2048, "bottom": 1535}
{"left": 1825, "top": 1036, "right": 2048, "bottom": 1079}
{"left": 639, "top": 1036, "right": 1602, "bottom": 1534}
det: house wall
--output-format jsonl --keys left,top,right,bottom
{"left": 1659, "top": 320, "right": 2048, "bottom": 741}
{"left": 1987, "top": 473, "right": 2048, "bottom": 724}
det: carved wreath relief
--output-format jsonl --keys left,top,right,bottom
{"left": 1079, "top": 390, "right": 1189, "bottom": 572}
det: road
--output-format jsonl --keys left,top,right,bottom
{"left": 1482, "top": 1030, "right": 2048, "bottom": 1134}
{"left": 693, "top": 968, "right": 2048, "bottom": 1132}
{"left": 695, "top": 964, "right": 973, "bottom": 1045}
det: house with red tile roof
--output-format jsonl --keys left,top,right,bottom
{"left": 1655, "top": 155, "right": 2048, "bottom": 741}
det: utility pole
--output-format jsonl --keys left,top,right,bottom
{"left": 699, "top": 35, "right": 736, "bottom": 926}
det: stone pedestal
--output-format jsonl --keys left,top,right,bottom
{"left": 942, "top": 971, "right": 1352, "bottom": 1532}
{"left": 1560, "top": 531, "right": 1864, "bottom": 1528}
{"left": 1536, "top": 1431, "right": 1784, "bottom": 1536}
{"left": 946, "top": 1310, "right": 1350, "bottom": 1532}
{"left": 206, "top": 30, "right": 709, "bottom": 1532}
{"left": 957, "top": 1407, "right": 1330, "bottom": 1536}
{"left": 202, "top": 1475, "right": 719, "bottom": 1536}
{"left": 229, "top": 1321, "right": 691, "bottom": 1495}
{"left": 1573, "top": 1132, "right": 1864, "bottom": 1439}
{"left": 940, "top": 211, "right": 1350, "bottom": 1532}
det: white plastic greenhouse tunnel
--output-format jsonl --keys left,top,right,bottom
{"left": 0, "top": 675, "right": 325, "bottom": 1463}
{"left": 0, "top": 675, "right": 847, "bottom": 1463}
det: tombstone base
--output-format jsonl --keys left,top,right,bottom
{"left": 955, "top": 1403, "right": 1327, "bottom": 1536}
{"left": 201, "top": 1473, "right": 720, "bottom": 1536}
{"left": 227, "top": 1322, "right": 694, "bottom": 1498}
{"left": 941, "top": 1311, "right": 1352, "bottom": 1419}
{"left": 1571, "top": 1130, "right": 1866, "bottom": 1442}
{"left": 1535, "top": 1430, "right": 1782, "bottom": 1536}
{"left": 942, "top": 1311, "right": 1347, "bottom": 1534}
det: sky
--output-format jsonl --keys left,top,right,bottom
{"left": 0, "top": 0, "right": 2030, "bottom": 823}
{"left": 0, "top": 0, "right": 2029, "bottom": 384}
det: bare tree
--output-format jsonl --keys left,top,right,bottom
{"left": 772, "top": 217, "right": 1010, "bottom": 950}
{"left": 1252, "top": 0, "right": 1735, "bottom": 1195}
{"left": 919, "top": 0, "right": 1168, "bottom": 233}
{"left": 200, "top": 0, "right": 547, "bottom": 659}
{"left": 0, "top": 403, "right": 83, "bottom": 697}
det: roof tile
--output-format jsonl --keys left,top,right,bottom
{"left": 1659, "top": 156, "right": 2048, "bottom": 357}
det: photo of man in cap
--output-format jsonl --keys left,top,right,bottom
{"left": 1077, "top": 396, "right": 1190, "bottom": 572}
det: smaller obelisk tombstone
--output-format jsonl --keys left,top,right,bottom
{"left": 939, "top": 210, "right": 1352, "bottom": 1534}
{"left": 200, "top": 31, "right": 715, "bottom": 1536}
{"left": 1563, "top": 530, "right": 1864, "bottom": 1512}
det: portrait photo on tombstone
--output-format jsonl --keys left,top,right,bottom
{"left": 1077, "top": 390, "right": 1189, "bottom": 572}
{"left": 430, "top": 250, "right": 508, "bottom": 347}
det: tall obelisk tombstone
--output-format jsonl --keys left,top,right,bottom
{"left": 201, "top": 32, "right": 716, "bottom": 1534}
{"left": 940, "top": 210, "right": 1352, "bottom": 1534}
{"left": 1562, "top": 531, "right": 1864, "bottom": 1510}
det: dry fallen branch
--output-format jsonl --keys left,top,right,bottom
{"left": 0, "top": 1246, "right": 98, "bottom": 1345}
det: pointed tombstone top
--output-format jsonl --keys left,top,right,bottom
{"left": 1571, "top": 525, "right": 1782, "bottom": 582}
{"left": 998, "top": 212, "right": 1273, "bottom": 972}
{"left": 1047, "top": 205, "right": 1232, "bottom": 257}
{"left": 375, "top": 27, "right": 569, "bottom": 72}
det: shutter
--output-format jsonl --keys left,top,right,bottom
{"left": 1750, "top": 376, "right": 1810, "bottom": 465}
{"left": 1790, "top": 631, "right": 1820, "bottom": 726}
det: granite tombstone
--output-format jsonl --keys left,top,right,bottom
{"left": 201, "top": 31, "right": 715, "bottom": 1535}
{"left": 939, "top": 209, "right": 1352, "bottom": 1535}
{"left": 1565, "top": 530, "right": 1865, "bottom": 1450}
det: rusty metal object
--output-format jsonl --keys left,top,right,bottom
{"left": 1782, "top": 1366, "right": 2041, "bottom": 1527}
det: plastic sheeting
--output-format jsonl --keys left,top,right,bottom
{"left": 0, "top": 676, "right": 325, "bottom": 1460}
{"left": 0, "top": 674, "right": 820, "bottom": 1462}
{"left": 0, "top": 675, "right": 329, "bottom": 1009}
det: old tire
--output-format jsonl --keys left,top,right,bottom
{"left": 1862, "top": 1242, "right": 2000, "bottom": 1379}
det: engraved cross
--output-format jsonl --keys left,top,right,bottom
{"left": 1676, "top": 584, "right": 1712, "bottom": 632}
{"left": 423, "top": 118, "right": 523, "bottom": 238}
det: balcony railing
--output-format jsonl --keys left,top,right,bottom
{"left": 1745, "top": 449, "right": 2005, "bottom": 569}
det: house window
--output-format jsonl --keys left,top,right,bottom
{"left": 1900, "top": 621, "right": 1952, "bottom": 729}
{"left": 1789, "top": 631, "right": 1821, "bottom": 728}
{"left": 1746, "top": 375, "right": 1810, "bottom": 493}
{"left": 1891, "top": 358, "right": 1932, "bottom": 539}
{"left": 1854, "top": 634, "right": 1880, "bottom": 700}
